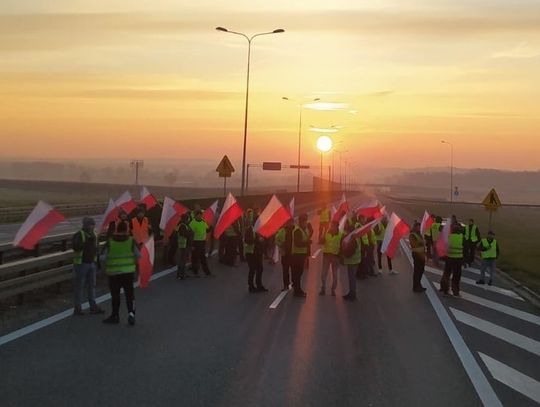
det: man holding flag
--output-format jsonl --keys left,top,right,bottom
{"left": 291, "top": 213, "right": 311, "bottom": 298}
{"left": 320, "top": 220, "right": 343, "bottom": 296}
{"left": 189, "top": 210, "right": 212, "bottom": 277}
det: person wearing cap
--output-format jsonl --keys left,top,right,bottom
{"left": 102, "top": 220, "right": 140, "bottom": 325}
{"left": 291, "top": 213, "right": 311, "bottom": 297}
{"left": 189, "top": 209, "right": 212, "bottom": 277}
{"left": 476, "top": 231, "right": 500, "bottom": 286}
{"left": 131, "top": 206, "right": 152, "bottom": 246}
{"left": 464, "top": 218, "right": 481, "bottom": 267}
{"left": 409, "top": 221, "right": 427, "bottom": 293}
{"left": 71, "top": 217, "right": 104, "bottom": 316}
{"left": 107, "top": 208, "right": 131, "bottom": 239}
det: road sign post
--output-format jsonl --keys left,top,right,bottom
{"left": 482, "top": 188, "right": 501, "bottom": 230}
{"left": 216, "top": 155, "right": 235, "bottom": 197}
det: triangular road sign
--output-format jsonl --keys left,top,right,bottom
{"left": 482, "top": 188, "right": 501, "bottom": 210}
{"left": 216, "top": 155, "right": 235, "bottom": 178}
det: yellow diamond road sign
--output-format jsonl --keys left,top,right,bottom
{"left": 482, "top": 188, "right": 502, "bottom": 210}
{"left": 216, "top": 155, "right": 235, "bottom": 178}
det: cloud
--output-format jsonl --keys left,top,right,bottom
{"left": 492, "top": 42, "right": 540, "bottom": 59}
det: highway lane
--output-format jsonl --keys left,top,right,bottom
{"left": 0, "top": 239, "right": 481, "bottom": 406}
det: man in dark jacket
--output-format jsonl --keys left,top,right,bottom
{"left": 72, "top": 217, "right": 104, "bottom": 316}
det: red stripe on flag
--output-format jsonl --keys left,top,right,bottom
{"left": 17, "top": 210, "right": 65, "bottom": 250}
{"left": 385, "top": 219, "right": 410, "bottom": 259}
{"left": 257, "top": 206, "right": 291, "bottom": 238}
{"left": 214, "top": 204, "right": 243, "bottom": 239}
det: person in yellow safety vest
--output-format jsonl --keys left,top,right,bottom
{"left": 318, "top": 206, "right": 331, "bottom": 241}
{"left": 275, "top": 220, "right": 294, "bottom": 291}
{"left": 131, "top": 207, "right": 152, "bottom": 246}
{"left": 189, "top": 210, "right": 212, "bottom": 276}
{"left": 464, "top": 218, "right": 481, "bottom": 267}
{"left": 244, "top": 223, "right": 268, "bottom": 293}
{"left": 476, "top": 231, "right": 500, "bottom": 286}
{"left": 430, "top": 216, "right": 443, "bottom": 267}
{"left": 374, "top": 218, "right": 396, "bottom": 275}
{"left": 320, "top": 220, "right": 343, "bottom": 296}
{"left": 409, "top": 222, "right": 427, "bottom": 293}
{"left": 440, "top": 223, "right": 464, "bottom": 296}
{"left": 342, "top": 234, "right": 362, "bottom": 301}
{"left": 291, "top": 213, "right": 311, "bottom": 298}
{"left": 175, "top": 213, "right": 193, "bottom": 280}
{"left": 102, "top": 220, "right": 140, "bottom": 325}
{"left": 71, "top": 217, "right": 104, "bottom": 316}
{"left": 355, "top": 217, "right": 371, "bottom": 280}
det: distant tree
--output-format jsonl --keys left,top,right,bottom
{"left": 164, "top": 171, "right": 178, "bottom": 186}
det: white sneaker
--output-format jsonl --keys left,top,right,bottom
{"left": 128, "top": 312, "right": 135, "bottom": 326}
{"left": 390, "top": 270, "right": 399, "bottom": 275}
{"left": 378, "top": 269, "right": 383, "bottom": 275}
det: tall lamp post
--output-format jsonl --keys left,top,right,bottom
{"left": 441, "top": 140, "right": 454, "bottom": 202}
{"left": 130, "top": 159, "right": 144, "bottom": 185}
{"left": 216, "top": 26, "right": 284, "bottom": 196}
{"left": 282, "top": 97, "right": 320, "bottom": 192}
{"left": 316, "top": 136, "right": 333, "bottom": 191}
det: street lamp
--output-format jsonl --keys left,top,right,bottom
{"left": 282, "top": 96, "right": 320, "bottom": 192}
{"left": 316, "top": 136, "right": 333, "bottom": 189}
{"left": 441, "top": 140, "right": 454, "bottom": 202}
{"left": 216, "top": 27, "right": 285, "bottom": 196}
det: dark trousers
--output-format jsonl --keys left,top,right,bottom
{"left": 412, "top": 252, "right": 425, "bottom": 289}
{"left": 425, "top": 236, "right": 433, "bottom": 259}
{"left": 376, "top": 241, "right": 393, "bottom": 270}
{"left": 281, "top": 254, "right": 292, "bottom": 289}
{"left": 108, "top": 273, "right": 135, "bottom": 316}
{"left": 238, "top": 236, "right": 245, "bottom": 262}
{"left": 291, "top": 254, "right": 307, "bottom": 294}
{"left": 441, "top": 258, "right": 462, "bottom": 295}
{"left": 357, "top": 246, "right": 369, "bottom": 278}
{"left": 176, "top": 247, "right": 189, "bottom": 278}
{"left": 246, "top": 252, "right": 264, "bottom": 289}
{"left": 218, "top": 235, "right": 226, "bottom": 262}
{"left": 464, "top": 241, "right": 476, "bottom": 265}
{"left": 192, "top": 241, "right": 210, "bottom": 275}
{"left": 223, "top": 236, "right": 238, "bottom": 266}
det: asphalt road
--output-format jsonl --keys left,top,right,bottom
{"left": 1, "top": 202, "right": 539, "bottom": 406}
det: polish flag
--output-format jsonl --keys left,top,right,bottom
{"left": 214, "top": 193, "right": 243, "bottom": 239}
{"left": 254, "top": 195, "right": 292, "bottom": 238}
{"left": 140, "top": 186, "right": 159, "bottom": 210}
{"left": 97, "top": 198, "right": 119, "bottom": 232}
{"left": 435, "top": 218, "right": 452, "bottom": 257}
{"left": 372, "top": 205, "right": 386, "bottom": 220}
{"left": 338, "top": 214, "right": 348, "bottom": 233}
{"left": 288, "top": 197, "right": 295, "bottom": 218}
{"left": 159, "top": 196, "right": 188, "bottom": 240}
{"left": 115, "top": 191, "right": 138, "bottom": 214}
{"left": 381, "top": 212, "right": 410, "bottom": 259}
{"left": 138, "top": 236, "right": 154, "bottom": 289}
{"left": 332, "top": 193, "right": 349, "bottom": 222}
{"left": 420, "top": 210, "right": 434, "bottom": 236}
{"left": 13, "top": 201, "right": 65, "bottom": 250}
{"left": 343, "top": 217, "right": 381, "bottom": 245}
{"left": 357, "top": 199, "right": 382, "bottom": 218}
{"left": 203, "top": 199, "right": 219, "bottom": 226}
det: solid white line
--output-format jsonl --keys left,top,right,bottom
{"left": 269, "top": 290, "right": 289, "bottom": 309}
{"left": 431, "top": 282, "right": 540, "bottom": 326}
{"left": 450, "top": 307, "right": 540, "bottom": 357}
{"left": 311, "top": 248, "right": 322, "bottom": 259}
{"left": 479, "top": 352, "right": 540, "bottom": 404}
{"left": 399, "top": 241, "right": 503, "bottom": 407}
{"left": 426, "top": 266, "right": 524, "bottom": 301}
{"left": 0, "top": 251, "right": 222, "bottom": 348}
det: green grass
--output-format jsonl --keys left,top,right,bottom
{"left": 390, "top": 200, "right": 540, "bottom": 295}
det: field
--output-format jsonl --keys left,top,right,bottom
{"left": 387, "top": 197, "right": 540, "bottom": 295}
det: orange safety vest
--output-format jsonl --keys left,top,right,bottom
{"left": 131, "top": 217, "right": 149, "bottom": 244}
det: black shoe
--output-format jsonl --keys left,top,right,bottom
{"left": 282, "top": 287, "right": 289, "bottom": 291}
{"left": 294, "top": 291, "right": 307, "bottom": 298}
{"left": 89, "top": 306, "right": 105, "bottom": 315}
{"left": 249, "top": 286, "right": 257, "bottom": 293}
{"left": 319, "top": 288, "right": 325, "bottom": 296}
{"left": 476, "top": 280, "right": 485, "bottom": 285}
{"left": 102, "top": 315, "right": 119, "bottom": 324}
{"left": 256, "top": 286, "right": 269, "bottom": 292}
{"left": 128, "top": 312, "right": 135, "bottom": 326}
{"left": 204, "top": 272, "right": 214, "bottom": 278}
{"left": 331, "top": 290, "right": 336, "bottom": 296}
{"left": 73, "top": 307, "right": 84, "bottom": 316}
{"left": 343, "top": 294, "right": 357, "bottom": 301}
{"left": 192, "top": 273, "right": 201, "bottom": 278}
{"left": 413, "top": 288, "right": 425, "bottom": 293}
{"left": 488, "top": 280, "right": 493, "bottom": 286}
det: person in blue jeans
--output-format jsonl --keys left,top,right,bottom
{"left": 342, "top": 235, "right": 362, "bottom": 301}
{"left": 72, "top": 217, "right": 104, "bottom": 316}
{"left": 476, "top": 231, "right": 500, "bottom": 286}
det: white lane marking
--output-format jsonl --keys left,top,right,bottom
{"left": 479, "top": 352, "right": 540, "bottom": 404}
{"left": 269, "top": 290, "right": 289, "bottom": 309}
{"left": 311, "top": 248, "right": 322, "bottom": 259}
{"left": 450, "top": 308, "right": 540, "bottom": 357}
{"left": 426, "top": 266, "right": 524, "bottom": 301}
{"left": 400, "top": 241, "right": 503, "bottom": 407}
{"left": 431, "top": 282, "right": 540, "bottom": 326}
{"left": 0, "top": 249, "right": 221, "bottom": 348}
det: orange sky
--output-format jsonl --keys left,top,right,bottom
{"left": 0, "top": 1, "right": 539, "bottom": 170}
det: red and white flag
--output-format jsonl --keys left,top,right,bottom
{"left": 372, "top": 205, "right": 386, "bottom": 220}
{"left": 381, "top": 212, "right": 410, "bottom": 259}
{"left": 214, "top": 193, "right": 243, "bottom": 239}
{"left": 288, "top": 197, "right": 295, "bottom": 218}
{"left": 332, "top": 193, "right": 349, "bottom": 222}
{"left": 343, "top": 217, "right": 381, "bottom": 245}
{"left": 420, "top": 210, "right": 434, "bottom": 236}
{"left": 435, "top": 218, "right": 452, "bottom": 257}
{"left": 159, "top": 196, "right": 188, "bottom": 240}
{"left": 115, "top": 191, "right": 137, "bottom": 214}
{"left": 98, "top": 198, "right": 119, "bottom": 232}
{"left": 330, "top": 205, "right": 337, "bottom": 220}
{"left": 203, "top": 199, "right": 219, "bottom": 226}
{"left": 138, "top": 236, "right": 155, "bottom": 289}
{"left": 13, "top": 201, "right": 65, "bottom": 250}
{"left": 338, "top": 214, "right": 348, "bottom": 233}
{"left": 357, "top": 199, "right": 382, "bottom": 218}
{"left": 254, "top": 195, "right": 292, "bottom": 238}
{"left": 140, "top": 186, "right": 159, "bottom": 210}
